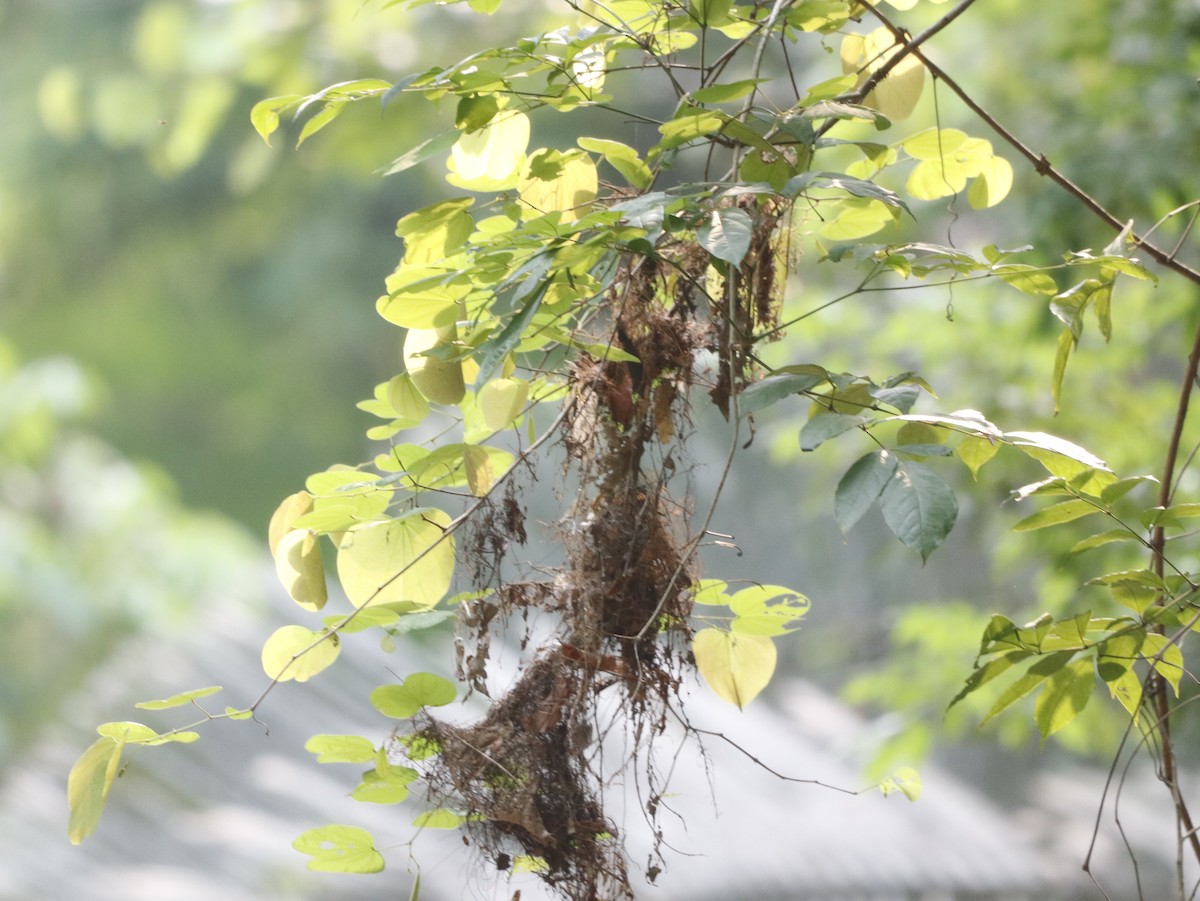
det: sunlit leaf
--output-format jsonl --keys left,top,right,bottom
{"left": 413, "top": 808, "right": 467, "bottom": 828}
{"left": 878, "top": 766, "right": 922, "bottom": 800}
{"left": 371, "top": 672, "right": 457, "bottom": 718}
{"left": 980, "top": 650, "right": 1073, "bottom": 726}
{"left": 261, "top": 625, "right": 340, "bottom": 682}
{"left": 841, "top": 28, "right": 925, "bottom": 120}
{"left": 305, "top": 734, "right": 377, "bottom": 764}
{"left": 269, "top": 491, "right": 313, "bottom": 554}
{"left": 693, "top": 628, "right": 776, "bottom": 709}
{"left": 352, "top": 765, "right": 420, "bottom": 804}
{"left": 968, "top": 155, "right": 1013, "bottom": 209}
{"left": 1033, "top": 658, "right": 1094, "bottom": 741}
{"left": 518, "top": 150, "right": 598, "bottom": 221}
{"left": 293, "top": 825, "right": 385, "bottom": 874}
{"left": 957, "top": 434, "right": 999, "bottom": 479}
{"left": 337, "top": 510, "right": 454, "bottom": 609}
{"left": 250, "top": 94, "right": 302, "bottom": 145}
{"left": 478, "top": 377, "right": 529, "bottom": 431}
{"left": 67, "top": 737, "right": 123, "bottom": 844}
{"left": 273, "top": 529, "right": 328, "bottom": 611}
{"left": 1011, "top": 498, "right": 1101, "bottom": 532}
{"left": 404, "top": 325, "right": 466, "bottom": 405}
{"left": 135, "top": 685, "right": 222, "bottom": 711}
{"left": 447, "top": 110, "right": 529, "bottom": 190}
{"left": 1141, "top": 633, "right": 1184, "bottom": 695}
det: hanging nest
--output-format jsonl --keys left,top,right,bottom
{"left": 414, "top": 650, "right": 634, "bottom": 900}
{"left": 421, "top": 197, "right": 791, "bottom": 899}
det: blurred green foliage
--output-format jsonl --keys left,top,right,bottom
{"left": 0, "top": 336, "right": 260, "bottom": 756}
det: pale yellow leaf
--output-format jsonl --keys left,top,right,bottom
{"left": 261, "top": 625, "right": 340, "bottom": 682}
{"left": 337, "top": 510, "right": 455, "bottom": 609}
{"left": 273, "top": 529, "right": 328, "bottom": 611}
{"left": 693, "top": 628, "right": 776, "bottom": 709}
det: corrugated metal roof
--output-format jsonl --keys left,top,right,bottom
{"left": 0, "top": 579, "right": 1092, "bottom": 900}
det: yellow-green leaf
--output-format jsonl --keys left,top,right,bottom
{"left": 518, "top": 151, "right": 598, "bottom": 221}
{"left": 293, "top": 825, "right": 385, "bottom": 874}
{"left": 305, "top": 734, "right": 377, "bottom": 764}
{"left": 261, "top": 625, "right": 340, "bottom": 682}
{"left": 1011, "top": 498, "right": 1100, "bottom": 532}
{"left": 968, "top": 155, "right": 1013, "bottom": 209}
{"left": 958, "top": 434, "right": 998, "bottom": 479}
{"left": 841, "top": 28, "right": 924, "bottom": 120}
{"left": 1033, "top": 658, "right": 1094, "bottom": 741}
{"left": 446, "top": 110, "right": 529, "bottom": 190}
{"left": 478, "top": 377, "right": 530, "bottom": 431}
{"left": 268, "top": 490, "right": 313, "bottom": 554}
{"left": 336, "top": 509, "right": 455, "bottom": 609}
{"left": 404, "top": 325, "right": 466, "bottom": 405}
{"left": 67, "top": 737, "right": 123, "bottom": 844}
{"left": 693, "top": 628, "right": 776, "bottom": 709}
{"left": 135, "top": 685, "right": 222, "bottom": 710}
{"left": 273, "top": 529, "right": 328, "bottom": 611}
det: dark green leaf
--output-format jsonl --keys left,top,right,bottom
{"left": 740, "top": 372, "right": 824, "bottom": 415}
{"left": 835, "top": 450, "right": 899, "bottom": 535}
{"left": 799, "top": 412, "right": 869, "bottom": 451}
{"left": 878, "top": 461, "right": 958, "bottom": 561}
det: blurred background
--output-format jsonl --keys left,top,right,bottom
{"left": 2, "top": 0, "right": 1199, "bottom": 898}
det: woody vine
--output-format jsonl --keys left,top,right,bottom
{"left": 67, "top": 0, "right": 1200, "bottom": 897}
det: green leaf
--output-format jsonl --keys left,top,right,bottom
{"left": 739, "top": 372, "right": 824, "bottom": 415}
{"left": 957, "top": 434, "right": 999, "bottom": 479}
{"left": 799, "top": 412, "right": 869, "bottom": 451}
{"left": 878, "top": 461, "right": 958, "bottom": 561}
{"left": 980, "top": 650, "right": 1073, "bottom": 726}
{"left": 382, "top": 131, "right": 460, "bottom": 176}
{"left": 306, "top": 734, "right": 377, "bottom": 764}
{"left": 1141, "top": 633, "right": 1184, "bottom": 695}
{"left": 352, "top": 766, "right": 420, "bottom": 804}
{"left": 1033, "top": 658, "right": 1094, "bottom": 741}
{"left": 698, "top": 207, "right": 753, "bottom": 266}
{"left": 1070, "top": 529, "right": 1140, "bottom": 553}
{"left": 692, "top": 79, "right": 762, "bottom": 103}
{"left": 1006, "top": 431, "right": 1114, "bottom": 494}
{"left": 1011, "top": 498, "right": 1101, "bottom": 532}
{"left": 293, "top": 825, "right": 385, "bottom": 874}
{"left": 135, "top": 685, "right": 222, "bottom": 710}
{"left": 250, "top": 94, "right": 303, "bottom": 145}
{"left": 727, "top": 584, "right": 810, "bottom": 635}
{"left": 993, "top": 264, "right": 1058, "bottom": 296}
{"left": 577, "top": 137, "right": 653, "bottom": 189}
{"left": 947, "top": 650, "right": 1032, "bottom": 710}
{"left": 413, "top": 808, "right": 468, "bottom": 829}
{"left": 261, "top": 625, "right": 340, "bottom": 682}
{"left": 693, "top": 628, "right": 776, "bottom": 709}
{"left": 67, "top": 737, "right": 123, "bottom": 844}
{"left": 835, "top": 449, "right": 899, "bottom": 534}
{"left": 296, "top": 101, "right": 345, "bottom": 148}
{"left": 878, "top": 766, "right": 922, "bottom": 801}
{"left": 371, "top": 672, "right": 457, "bottom": 719}
{"left": 1100, "top": 475, "right": 1157, "bottom": 505}
{"left": 273, "top": 529, "right": 329, "bottom": 612}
